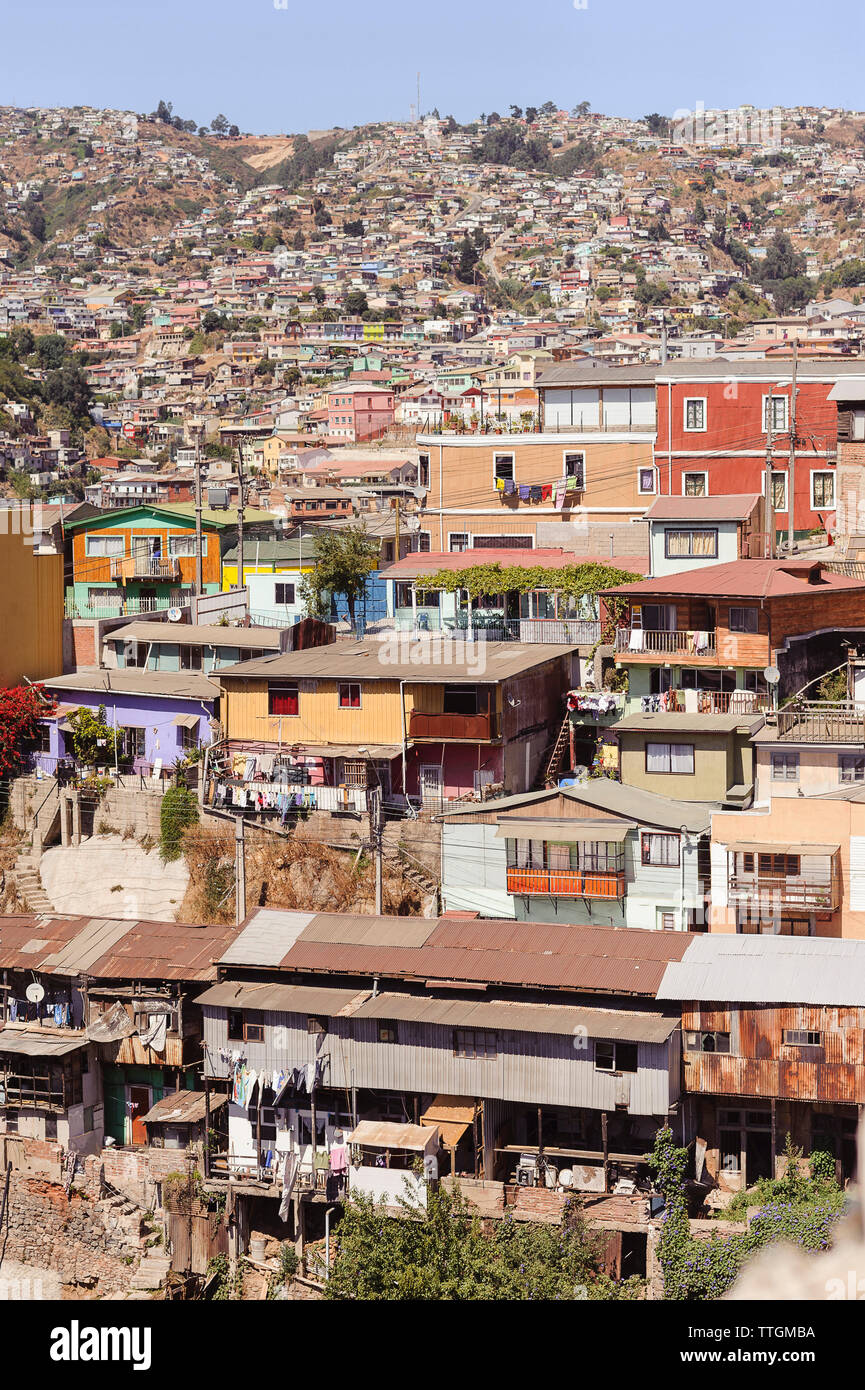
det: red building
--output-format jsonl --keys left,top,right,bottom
{"left": 655, "top": 365, "right": 839, "bottom": 539}
{"left": 327, "top": 384, "right": 395, "bottom": 442}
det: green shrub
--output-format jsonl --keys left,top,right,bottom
{"left": 159, "top": 786, "right": 199, "bottom": 861}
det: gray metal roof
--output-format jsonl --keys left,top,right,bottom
{"left": 106, "top": 622, "right": 284, "bottom": 649}
{"left": 217, "top": 639, "right": 576, "bottom": 683}
{"left": 656, "top": 935, "right": 865, "bottom": 1006}
{"left": 219, "top": 910, "right": 314, "bottom": 967}
{"left": 195, "top": 979, "right": 367, "bottom": 1014}
{"left": 0, "top": 1029, "right": 88, "bottom": 1057}
{"left": 615, "top": 712, "right": 763, "bottom": 735}
{"left": 353, "top": 992, "right": 678, "bottom": 1043}
{"left": 41, "top": 670, "right": 221, "bottom": 701}
{"left": 442, "top": 781, "right": 714, "bottom": 834}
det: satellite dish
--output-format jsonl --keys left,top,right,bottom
{"left": 763, "top": 666, "right": 780, "bottom": 685}
{"left": 26, "top": 982, "right": 45, "bottom": 1004}
{"left": 167, "top": 608, "right": 183, "bottom": 622}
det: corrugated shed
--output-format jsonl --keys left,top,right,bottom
{"left": 0, "top": 913, "right": 240, "bottom": 983}
{"left": 353, "top": 992, "right": 679, "bottom": 1042}
{"left": 195, "top": 981, "right": 367, "bottom": 1014}
{"left": 219, "top": 911, "right": 314, "bottom": 967}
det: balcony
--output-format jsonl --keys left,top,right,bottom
{"left": 727, "top": 845, "right": 841, "bottom": 912}
{"left": 506, "top": 867, "right": 626, "bottom": 899}
{"left": 616, "top": 628, "right": 716, "bottom": 658}
{"left": 776, "top": 702, "right": 865, "bottom": 744}
{"left": 638, "top": 689, "right": 771, "bottom": 715}
{"left": 409, "top": 711, "right": 498, "bottom": 741}
{"left": 111, "top": 556, "right": 181, "bottom": 581}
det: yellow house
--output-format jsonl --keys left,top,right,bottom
{"left": 212, "top": 639, "right": 574, "bottom": 808}
{"left": 0, "top": 528, "right": 63, "bottom": 686}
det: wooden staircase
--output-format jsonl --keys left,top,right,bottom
{"left": 535, "top": 716, "right": 571, "bottom": 789}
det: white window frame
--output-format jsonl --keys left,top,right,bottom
{"left": 811, "top": 469, "right": 835, "bottom": 510}
{"left": 683, "top": 396, "right": 707, "bottom": 433}
{"left": 682, "top": 471, "right": 708, "bottom": 498}
{"left": 85, "top": 533, "right": 125, "bottom": 557}
{"left": 762, "top": 393, "right": 789, "bottom": 434}
{"left": 448, "top": 532, "right": 471, "bottom": 552}
{"left": 761, "top": 469, "right": 788, "bottom": 513}
{"left": 637, "top": 466, "right": 657, "bottom": 495}
{"left": 492, "top": 452, "right": 515, "bottom": 485}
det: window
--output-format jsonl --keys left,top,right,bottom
{"left": 684, "top": 397, "right": 706, "bottom": 432}
{"left": 227, "top": 1010, "right": 244, "bottom": 1041}
{"left": 180, "top": 723, "right": 199, "bottom": 752}
{"left": 595, "top": 1041, "right": 638, "bottom": 1073}
{"left": 168, "top": 535, "right": 207, "bottom": 557}
{"left": 473, "top": 534, "right": 533, "bottom": 549}
{"left": 46, "top": 1113, "right": 58, "bottom": 1139}
{"left": 665, "top": 528, "right": 718, "bottom": 559}
{"left": 720, "top": 1131, "right": 741, "bottom": 1173}
{"left": 443, "top": 684, "right": 479, "bottom": 715}
{"left": 120, "top": 726, "right": 145, "bottom": 760}
{"left": 418, "top": 453, "right": 430, "bottom": 489}
{"left": 812, "top": 471, "right": 835, "bottom": 509}
{"left": 645, "top": 742, "right": 695, "bottom": 775}
{"left": 657, "top": 908, "right": 677, "bottom": 931}
{"left": 306, "top": 1016, "right": 328, "bottom": 1035}
{"left": 765, "top": 470, "right": 788, "bottom": 512}
{"left": 414, "top": 531, "right": 431, "bottom": 553}
{"left": 684, "top": 1030, "right": 731, "bottom": 1053}
{"left": 771, "top": 751, "right": 799, "bottom": 783}
{"left": 244, "top": 1021, "right": 265, "bottom": 1044}
{"left": 85, "top": 534, "right": 124, "bottom": 557}
{"left": 268, "top": 684, "right": 299, "bottom": 717}
{"left": 449, "top": 532, "right": 470, "bottom": 552}
{"left": 378, "top": 1022, "right": 398, "bottom": 1044}
{"left": 638, "top": 467, "right": 656, "bottom": 494}
{"left": 641, "top": 832, "right": 680, "bottom": 867}
{"left": 763, "top": 394, "right": 788, "bottom": 433}
{"left": 783, "top": 1029, "right": 822, "bottom": 1047}
{"left": 563, "top": 451, "right": 585, "bottom": 486}
{"left": 729, "top": 606, "right": 759, "bottom": 634}
{"left": 338, "top": 682, "right": 361, "bottom": 709}
{"left": 5, "top": 1110, "right": 18, "bottom": 1134}
{"left": 758, "top": 851, "right": 800, "bottom": 876}
{"left": 493, "top": 452, "right": 514, "bottom": 484}
{"left": 415, "top": 590, "right": 440, "bottom": 608}
{"left": 179, "top": 645, "right": 203, "bottom": 671}
{"left": 275, "top": 582, "right": 296, "bottom": 605}
{"left": 453, "top": 1028, "right": 497, "bottom": 1059}
{"left": 683, "top": 472, "right": 707, "bottom": 497}
{"left": 841, "top": 754, "right": 865, "bottom": 783}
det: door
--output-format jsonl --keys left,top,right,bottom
{"left": 129, "top": 1086, "right": 151, "bottom": 1145}
{"left": 745, "top": 1129, "right": 772, "bottom": 1183}
{"left": 420, "top": 764, "right": 443, "bottom": 809}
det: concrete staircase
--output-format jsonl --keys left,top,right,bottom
{"left": 129, "top": 1252, "right": 172, "bottom": 1291}
{"left": 13, "top": 847, "right": 54, "bottom": 914}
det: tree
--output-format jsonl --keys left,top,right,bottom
{"left": 44, "top": 363, "right": 91, "bottom": 418}
{"left": 210, "top": 113, "right": 229, "bottom": 135}
{"left": 525, "top": 106, "right": 538, "bottom": 124}
{"left": 0, "top": 685, "right": 54, "bottom": 776}
{"left": 344, "top": 218, "right": 364, "bottom": 238}
{"left": 292, "top": 230, "right": 305, "bottom": 250}
{"left": 311, "top": 285, "right": 326, "bottom": 305}
{"left": 153, "top": 99, "right": 173, "bottom": 123}
{"left": 644, "top": 113, "right": 670, "bottom": 136}
{"left": 67, "top": 704, "right": 120, "bottom": 768}
{"left": 228, "top": 125, "right": 240, "bottom": 138}
{"left": 457, "top": 235, "right": 480, "bottom": 283}
{"left": 539, "top": 100, "right": 557, "bottom": 116}
{"left": 325, "top": 1180, "right": 638, "bottom": 1301}
{"left": 303, "top": 523, "right": 379, "bottom": 628}
{"left": 509, "top": 105, "right": 523, "bottom": 120}
{"left": 344, "top": 289, "right": 368, "bottom": 316}
{"left": 160, "top": 785, "right": 199, "bottom": 861}
{"left": 573, "top": 100, "right": 591, "bottom": 117}
{"left": 34, "top": 334, "right": 68, "bottom": 370}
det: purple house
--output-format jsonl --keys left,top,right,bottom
{"left": 36, "top": 670, "right": 220, "bottom": 776}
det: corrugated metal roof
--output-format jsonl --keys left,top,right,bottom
{"left": 349, "top": 1120, "right": 435, "bottom": 1150}
{"left": 0, "top": 1028, "right": 88, "bottom": 1057}
{"left": 41, "top": 670, "right": 220, "bottom": 700}
{"left": 440, "top": 782, "right": 715, "bottom": 833}
{"left": 219, "top": 911, "right": 315, "bottom": 967}
{"left": 217, "top": 639, "right": 576, "bottom": 684}
{"left": 602, "top": 558, "right": 865, "bottom": 600}
{"left": 107, "top": 622, "right": 283, "bottom": 648}
{"left": 142, "top": 1092, "right": 227, "bottom": 1125}
{"left": 643, "top": 495, "right": 761, "bottom": 522}
{"left": 195, "top": 980, "right": 367, "bottom": 1014}
{"left": 255, "top": 914, "right": 694, "bottom": 997}
{"left": 353, "top": 992, "right": 678, "bottom": 1042}
{"left": 615, "top": 712, "right": 763, "bottom": 735}
{"left": 657, "top": 935, "right": 865, "bottom": 1006}
{"left": 0, "top": 914, "right": 240, "bottom": 983}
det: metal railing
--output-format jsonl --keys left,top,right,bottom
{"left": 506, "top": 867, "right": 626, "bottom": 899}
{"left": 395, "top": 615, "right": 601, "bottom": 644}
{"left": 728, "top": 870, "right": 840, "bottom": 911}
{"left": 776, "top": 701, "right": 865, "bottom": 744}
{"left": 616, "top": 628, "right": 716, "bottom": 656}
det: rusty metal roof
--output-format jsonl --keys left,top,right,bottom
{"left": 255, "top": 913, "right": 694, "bottom": 997}
{"left": 141, "top": 1091, "right": 227, "bottom": 1125}
{"left": 0, "top": 914, "right": 240, "bottom": 983}
{"left": 353, "top": 992, "right": 678, "bottom": 1042}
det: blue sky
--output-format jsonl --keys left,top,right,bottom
{"left": 5, "top": 0, "right": 864, "bottom": 135}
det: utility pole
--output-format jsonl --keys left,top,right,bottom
{"left": 787, "top": 341, "right": 799, "bottom": 555}
{"left": 236, "top": 438, "right": 246, "bottom": 595}
{"left": 394, "top": 495, "right": 400, "bottom": 560}
{"left": 193, "top": 424, "right": 204, "bottom": 597}
{"left": 234, "top": 813, "right": 246, "bottom": 926}
{"left": 370, "top": 780, "right": 383, "bottom": 915}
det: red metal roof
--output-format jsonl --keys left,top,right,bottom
{"left": 602, "top": 558, "right": 865, "bottom": 600}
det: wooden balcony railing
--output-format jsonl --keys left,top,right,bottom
{"left": 506, "top": 867, "right": 626, "bottom": 899}
{"left": 728, "top": 871, "right": 840, "bottom": 911}
{"left": 776, "top": 702, "right": 865, "bottom": 744}
{"left": 616, "top": 628, "right": 716, "bottom": 657}
{"left": 111, "top": 556, "right": 181, "bottom": 581}
{"left": 409, "top": 711, "right": 498, "bottom": 740}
